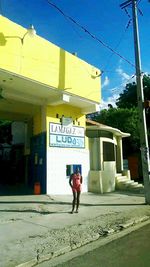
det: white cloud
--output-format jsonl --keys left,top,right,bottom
{"left": 144, "top": 71, "right": 149, "bottom": 76}
{"left": 110, "top": 86, "right": 120, "bottom": 93}
{"left": 116, "top": 67, "right": 130, "bottom": 82}
{"left": 100, "top": 63, "right": 136, "bottom": 111}
{"left": 102, "top": 76, "right": 110, "bottom": 88}
{"left": 115, "top": 66, "right": 135, "bottom": 86}
{"left": 100, "top": 94, "right": 119, "bottom": 110}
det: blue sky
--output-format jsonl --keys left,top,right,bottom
{"left": 1, "top": 0, "right": 150, "bottom": 108}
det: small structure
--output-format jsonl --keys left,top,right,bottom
{"left": 86, "top": 119, "right": 131, "bottom": 193}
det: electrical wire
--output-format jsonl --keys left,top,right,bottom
{"left": 137, "top": 0, "right": 142, "bottom": 4}
{"left": 46, "top": 0, "right": 135, "bottom": 69}
{"left": 101, "top": 4, "right": 133, "bottom": 72}
{"left": 108, "top": 74, "right": 136, "bottom": 94}
{"left": 102, "top": 18, "right": 132, "bottom": 73}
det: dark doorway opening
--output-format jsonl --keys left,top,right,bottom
{"left": 0, "top": 120, "right": 32, "bottom": 195}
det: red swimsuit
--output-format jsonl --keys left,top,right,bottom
{"left": 72, "top": 173, "right": 82, "bottom": 192}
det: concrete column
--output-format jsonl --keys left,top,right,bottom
{"left": 99, "top": 138, "right": 103, "bottom": 171}
{"left": 89, "top": 138, "right": 101, "bottom": 171}
{"left": 116, "top": 137, "right": 123, "bottom": 173}
{"left": 93, "top": 138, "right": 99, "bottom": 170}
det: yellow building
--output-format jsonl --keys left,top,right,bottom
{"left": 0, "top": 16, "right": 101, "bottom": 194}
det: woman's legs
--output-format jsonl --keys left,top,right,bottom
{"left": 71, "top": 190, "right": 81, "bottom": 213}
{"left": 76, "top": 191, "right": 81, "bottom": 212}
{"left": 71, "top": 191, "right": 77, "bottom": 213}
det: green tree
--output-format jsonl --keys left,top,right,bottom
{"left": 116, "top": 74, "right": 150, "bottom": 138}
{"left": 116, "top": 82, "right": 137, "bottom": 108}
{"left": 116, "top": 74, "right": 150, "bottom": 108}
{"left": 91, "top": 74, "right": 150, "bottom": 154}
{"left": 92, "top": 107, "right": 140, "bottom": 155}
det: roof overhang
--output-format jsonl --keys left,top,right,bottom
{"left": 86, "top": 125, "right": 130, "bottom": 138}
{"left": 0, "top": 68, "right": 100, "bottom": 117}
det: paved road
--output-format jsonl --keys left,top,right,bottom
{"left": 1, "top": 193, "right": 149, "bottom": 267}
{"left": 42, "top": 223, "right": 150, "bottom": 267}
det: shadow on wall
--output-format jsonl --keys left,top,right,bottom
{"left": 0, "top": 33, "right": 7, "bottom": 46}
{"left": 59, "top": 48, "right": 65, "bottom": 90}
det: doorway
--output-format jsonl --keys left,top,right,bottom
{"left": 0, "top": 120, "right": 31, "bottom": 195}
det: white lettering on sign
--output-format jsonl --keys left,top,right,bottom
{"left": 49, "top": 123, "right": 85, "bottom": 148}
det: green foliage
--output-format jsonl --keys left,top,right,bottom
{"left": 116, "top": 74, "right": 150, "bottom": 108}
{"left": 143, "top": 74, "right": 150, "bottom": 100}
{"left": 116, "top": 83, "right": 137, "bottom": 108}
{"left": 91, "top": 74, "right": 150, "bottom": 154}
{"left": 93, "top": 107, "right": 140, "bottom": 152}
{"left": 116, "top": 74, "right": 150, "bottom": 141}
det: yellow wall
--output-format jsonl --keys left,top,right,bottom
{"left": 46, "top": 104, "right": 89, "bottom": 148}
{"left": 0, "top": 16, "right": 101, "bottom": 103}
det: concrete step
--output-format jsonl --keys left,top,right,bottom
{"left": 128, "top": 185, "right": 144, "bottom": 193}
{"left": 129, "top": 182, "right": 139, "bottom": 188}
{"left": 125, "top": 180, "right": 134, "bottom": 184}
{"left": 116, "top": 176, "right": 130, "bottom": 183}
{"left": 118, "top": 180, "right": 130, "bottom": 185}
{"left": 116, "top": 178, "right": 130, "bottom": 184}
{"left": 117, "top": 181, "right": 128, "bottom": 185}
{"left": 137, "top": 184, "right": 143, "bottom": 188}
{"left": 130, "top": 183, "right": 144, "bottom": 188}
{"left": 116, "top": 182, "right": 129, "bottom": 190}
{"left": 125, "top": 182, "right": 143, "bottom": 190}
{"left": 116, "top": 175, "right": 128, "bottom": 180}
{"left": 124, "top": 181, "right": 135, "bottom": 187}
{"left": 116, "top": 173, "right": 122, "bottom": 177}
{"left": 115, "top": 173, "right": 144, "bottom": 193}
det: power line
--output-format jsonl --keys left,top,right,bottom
{"left": 102, "top": 18, "right": 132, "bottom": 73}
{"left": 46, "top": 0, "right": 135, "bottom": 69}
{"left": 103, "top": 74, "right": 136, "bottom": 94}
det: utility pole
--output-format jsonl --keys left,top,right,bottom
{"left": 120, "top": 0, "right": 150, "bottom": 204}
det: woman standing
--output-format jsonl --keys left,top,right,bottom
{"left": 69, "top": 168, "right": 83, "bottom": 214}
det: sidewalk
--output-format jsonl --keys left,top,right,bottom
{"left": 0, "top": 191, "right": 150, "bottom": 267}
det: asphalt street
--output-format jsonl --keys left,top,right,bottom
{"left": 0, "top": 192, "right": 150, "bottom": 267}
{"left": 52, "top": 223, "right": 150, "bottom": 267}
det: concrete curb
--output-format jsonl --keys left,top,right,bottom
{"left": 16, "top": 215, "right": 150, "bottom": 267}
{"left": 119, "top": 215, "right": 149, "bottom": 229}
{"left": 16, "top": 259, "right": 37, "bottom": 267}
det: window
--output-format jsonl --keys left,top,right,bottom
{"left": 103, "top": 142, "right": 115, "bottom": 161}
{"left": 66, "top": 164, "right": 82, "bottom": 177}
